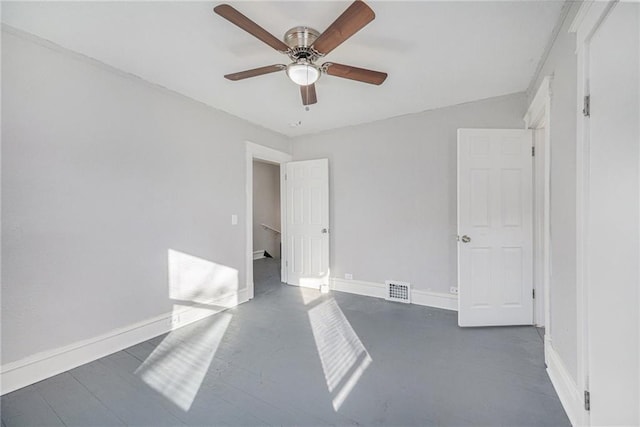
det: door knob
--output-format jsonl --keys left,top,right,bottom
{"left": 321, "top": 228, "right": 329, "bottom": 234}
{"left": 461, "top": 235, "right": 471, "bottom": 243}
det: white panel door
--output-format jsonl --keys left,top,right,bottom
{"left": 285, "top": 159, "right": 329, "bottom": 288}
{"left": 458, "top": 129, "right": 533, "bottom": 327}
{"left": 586, "top": 3, "right": 640, "bottom": 424}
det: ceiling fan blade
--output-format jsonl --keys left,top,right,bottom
{"left": 300, "top": 84, "right": 318, "bottom": 106}
{"left": 214, "top": 4, "right": 290, "bottom": 53}
{"left": 312, "top": 0, "right": 375, "bottom": 55}
{"left": 224, "top": 64, "right": 286, "bottom": 81}
{"left": 324, "top": 62, "right": 387, "bottom": 85}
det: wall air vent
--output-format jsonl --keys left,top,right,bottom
{"left": 385, "top": 280, "right": 411, "bottom": 303}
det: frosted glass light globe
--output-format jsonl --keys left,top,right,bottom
{"left": 286, "top": 62, "right": 320, "bottom": 86}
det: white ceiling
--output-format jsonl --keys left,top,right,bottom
{"left": 2, "top": 1, "right": 564, "bottom": 137}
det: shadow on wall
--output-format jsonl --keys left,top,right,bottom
{"left": 168, "top": 249, "right": 239, "bottom": 306}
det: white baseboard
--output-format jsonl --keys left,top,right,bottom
{"left": 411, "top": 288, "right": 459, "bottom": 311}
{"left": 329, "top": 278, "right": 458, "bottom": 311}
{"left": 253, "top": 250, "right": 265, "bottom": 260}
{"left": 330, "top": 278, "right": 385, "bottom": 299}
{"left": 545, "top": 339, "right": 582, "bottom": 426}
{"left": 0, "top": 289, "right": 248, "bottom": 396}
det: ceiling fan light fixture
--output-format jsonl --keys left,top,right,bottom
{"left": 215, "top": 1, "right": 386, "bottom": 106}
{"left": 286, "top": 61, "right": 320, "bottom": 86}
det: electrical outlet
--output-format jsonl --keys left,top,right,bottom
{"left": 450, "top": 287, "right": 459, "bottom": 295}
{"left": 345, "top": 273, "right": 353, "bottom": 280}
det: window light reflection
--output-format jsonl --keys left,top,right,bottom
{"left": 308, "top": 298, "right": 372, "bottom": 411}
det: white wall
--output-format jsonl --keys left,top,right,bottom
{"left": 528, "top": 3, "right": 579, "bottom": 383}
{"left": 252, "top": 161, "right": 280, "bottom": 259}
{"left": 1, "top": 29, "right": 290, "bottom": 366}
{"left": 291, "top": 93, "right": 526, "bottom": 296}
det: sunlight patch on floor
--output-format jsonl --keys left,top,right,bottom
{"left": 135, "top": 313, "right": 232, "bottom": 411}
{"left": 308, "top": 298, "right": 372, "bottom": 411}
{"left": 299, "top": 285, "right": 323, "bottom": 305}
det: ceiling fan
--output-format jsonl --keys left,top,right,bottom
{"left": 213, "top": 0, "right": 388, "bottom": 107}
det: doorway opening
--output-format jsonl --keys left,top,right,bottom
{"left": 524, "top": 76, "right": 552, "bottom": 333}
{"left": 245, "top": 142, "right": 292, "bottom": 300}
{"left": 252, "top": 159, "right": 282, "bottom": 296}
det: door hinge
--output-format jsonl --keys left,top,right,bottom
{"left": 532, "top": 146, "right": 535, "bottom": 157}
{"left": 583, "top": 95, "right": 590, "bottom": 117}
{"left": 285, "top": 260, "right": 288, "bottom": 267}
{"left": 584, "top": 390, "right": 591, "bottom": 411}
{"left": 533, "top": 289, "right": 536, "bottom": 299}
{"left": 284, "top": 173, "right": 287, "bottom": 180}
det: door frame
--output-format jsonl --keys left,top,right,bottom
{"left": 524, "top": 76, "right": 552, "bottom": 334}
{"left": 570, "top": 2, "right": 618, "bottom": 425}
{"left": 245, "top": 141, "right": 292, "bottom": 300}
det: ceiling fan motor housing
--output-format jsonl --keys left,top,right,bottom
{"left": 284, "top": 26, "right": 320, "bottom": 48}
{"left": 284, "top": 26, "right": 321, "bottom": 61}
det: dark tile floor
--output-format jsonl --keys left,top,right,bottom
{"left": 1, "top": 258, "right": 570, "bottom": 426}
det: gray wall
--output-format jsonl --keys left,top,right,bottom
{"left": 252, "top": 161, "right": 281, "bottom": 259}
{"left": 1, "top": 30, "right": 290, "bottom": 364}
{"left": 528, "top": 3, "right": 579, "bottom": 382}
{"left": 291, "top": 93, "right": 527, "bottom": 295}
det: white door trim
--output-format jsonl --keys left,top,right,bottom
{"left": 245, "top": 141, "right": 292, "bottom": 300}
{"left": 524, "top": 75, "right": 552, "bottom": 333}
{"left": 570, "top": 2, "right": 618, "bottom": 425}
